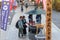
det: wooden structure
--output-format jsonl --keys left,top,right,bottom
{"left": 46, "top": 0, "right": 52, "bottom": 40}
{"left": 35, "top": 24, "right": 44, "bottom": 34}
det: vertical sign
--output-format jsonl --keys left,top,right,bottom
{"left": 46, "top": 0, "right": 52, "bottom": 40}
{"left": 1, "top": 0, "right": 10, "bottom": 30}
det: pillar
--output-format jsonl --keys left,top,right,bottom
{"left": 46, "top": 0, "right": 52, "bottom": 40}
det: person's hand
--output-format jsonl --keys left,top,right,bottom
{"left": 28, "top": 23, "right": 30, "bottom": 25}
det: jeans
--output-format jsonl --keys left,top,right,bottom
{"left": 18, "top": 28, "right": 23, "bottom": 37}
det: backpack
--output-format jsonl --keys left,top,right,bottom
{"left": 15, "top": 21, "right": 19, "bottom": 29}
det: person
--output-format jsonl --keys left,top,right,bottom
{"left": 25, "top": 3, "right": 28, "bottom": 10}
{"left": 34, "top": 2, "right": 38, "bottom": 10}
{"left": 20, "top": 0, "right": 22, "bottom": 2}
{"left": 22, "top": 16, "right": 27, "bottom": 36}
{"left": 16, "top": 0, "right": 20, "bottom": 7}
{"left": 21, "top": 1, "right": 24, "bottom": 12}
{"left": 36, "top": 14, "right": 41, "bottom": 24}
{"left": 18, "top": 16, "right": 24, "bottom": 37}
{"left": 21, "top": 4, "right": 24, "bottom": 12}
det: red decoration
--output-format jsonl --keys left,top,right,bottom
{"left": 10, "top": 0, "right": 14, "bottom": 11}
{"left": 35, "top": 0, "right": 40, "bottom": 4}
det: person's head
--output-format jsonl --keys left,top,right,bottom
{"left": 20, "top": 16, "right": 23, "bottom": 20}
{"left": 23, "top": 16, "right": 25, "bottom": 19}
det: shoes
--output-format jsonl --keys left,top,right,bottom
{"left": 24, "top": 34, "right": 26, "bottom": 36}
{"left": 22, "top": 34, "right": 23, "bottom": 37}
{"left": 18, "top": 34, "right": 25, "bottom": 38}
{"left": 18, "top": 35, "right": 20, "bottom": 38}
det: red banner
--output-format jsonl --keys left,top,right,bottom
{"left": 10, "top": 0, "right": 14, "bottom": 11}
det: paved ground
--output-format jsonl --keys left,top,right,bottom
{"left": 52, "top": 10, "right": 60, "bottom": 29}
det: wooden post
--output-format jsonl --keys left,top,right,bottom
{"left": 46, "top": 0, "right": 52, "bottom": 40}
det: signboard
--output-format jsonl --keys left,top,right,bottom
{"left": 1, "top": 0, "right": 10, "bottom": 30}
{"left": 46, "top": 0, "right": 52, "bottom": 40}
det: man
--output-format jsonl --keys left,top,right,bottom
{"left": 18, "top": 16, "right": 23, "bottom": 37}
{"left": 22, "top": 16, "right": 27, "bottom": 36}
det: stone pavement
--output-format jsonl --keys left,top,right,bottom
{"left": 52, "top": 10, "right": 60, "bottom": 28}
